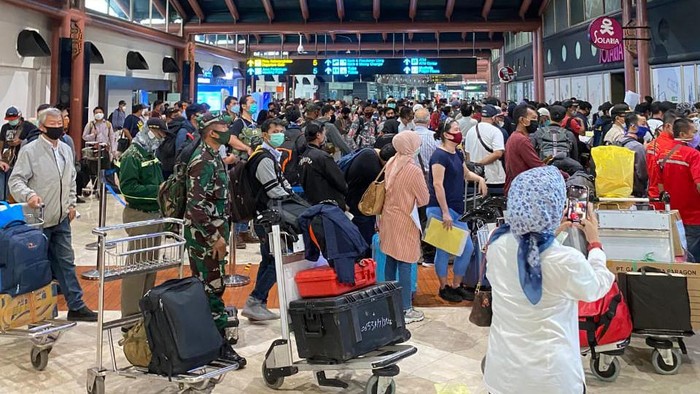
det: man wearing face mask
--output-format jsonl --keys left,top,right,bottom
{"left": 9, "top": 108, "right": 97, "bottom": 321}
{"left": 121, "top": 104, "right": 146, "bottom": 147}
{"left": 83, "top": 106, "right": 116, "bottom": 170}
{"left": 349, "top": 106, "right": 379, "bottom": 148}
{"left": 658, "top": 118, "right": 700, "bottom": 261}
{"left": 464, "top": 105, "right": 506, "bottom": 194}
{"left": 299, "top": 122, "right": 348, "bottom": 209}
{"left": 504, "top": 104, "right": 548, "bottom": 195}
{"left": 117, "top": 118, "right": 167, "bottom": 320}
{"left": 223, "top": 96, "right": 239, "bottom": 125}
{"left": 110, "top": 100, "right": 127, "bottom": 130}
{"left": 228, "top": 95, "right": 257, "bottom": 159}
{"left": 616, "top": 113, "right": 649, "bottom": 198}
{"left": 1, "top": 107, "right": 38, "bottom": 200}
{"left": 603, "top": 103, "right": 631, "bottom": 145}
{"left": 317, "top": 104, "right": 351, "bottom": 158}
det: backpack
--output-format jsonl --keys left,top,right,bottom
{"left": 566, "top": 170, "right": 596, "bottom": 198}
{"left": 337, "top": 148, "right": 370, "bottom": 175}
{"left": 157, "top": 138, "right": 201, "bottom": 222}
{"left": 228, "top": 148, "right": 267, "bottom": 222}
{"left": 277, "top": 126, "right": 306, "bottom": 186}
{"left": 156, "top": 132, "right": 178, "bottom": 173}
{"left": 579, "top": 281, "right": 632, "bottom": 348}
{"left": 0, "top": 221, "right": 52, "bottom": 296}
{"left": 538, "top": 126, "right": 571, "bottom": 160}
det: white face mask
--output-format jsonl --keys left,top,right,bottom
{"left": 142, "top": 109, "right": 148, "bottom": 116}
{"left": 94, "top": 113, "right": 104, "bottom": 121}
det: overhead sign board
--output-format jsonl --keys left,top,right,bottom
{"left": 245, "top": 57, "right": 477, "bottom": 76}
{"left": 498, "top": 66, "right": 516, "bottom": 83}
{"left": 588, "top": 17, "right": 623, "bottom": 51}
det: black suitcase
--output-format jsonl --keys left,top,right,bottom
{"left": 289, "top": 282, "right": 407, "bottom": 363}
{"left": 140, "top": 277, "right": 224, "bottom": 377}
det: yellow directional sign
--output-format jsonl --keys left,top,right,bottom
{"left": 313, "top": 59, "right": 318, "bottom": 66}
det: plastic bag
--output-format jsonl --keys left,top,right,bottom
{"left": 591, "top": 146, "right": 635, "bottom": 198}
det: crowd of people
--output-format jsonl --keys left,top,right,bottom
{"left": 1, "top": 91, "right": 699, "bottom": 391}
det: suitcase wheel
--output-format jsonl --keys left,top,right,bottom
{"left": 365, "top": 375, "right": 396, "bottom": 394}
{"left": 589, "top": 355, "right": 621, "bottom": 382}
{"left": 30, "top": 347, "right": 50, "bottom": 371}
{"left": 262, "top": 360, "right": 285, "bottom": 389}
{"left": 651, "top": 348, "right": 682, "bottom": 375}
{"left": 86, "top": 375, "right": 105, "bottom": 394}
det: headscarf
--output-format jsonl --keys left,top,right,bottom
{"left": 133, "top": 129, "right": 162, "bottom": 153}
{"left": 384, "top": 131, "right": 421, "bottom": 190}
{"left": 489, "top": 166, "right": 566, "bottom": 305}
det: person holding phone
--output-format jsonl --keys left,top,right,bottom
{"left": 483, "top": 166, "right": 614, "bottom": 394}
{"left": 426, "top": 119, "right": 487, "bottom": 303}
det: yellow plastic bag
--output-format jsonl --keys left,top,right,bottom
{"left": 591, "top": 146, "right": 635, "bottom": 198}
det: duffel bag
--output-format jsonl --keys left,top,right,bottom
{"left": 579, "top": 281, "right": 632, "bottom": 348}
{"left": 0, "top": 222, "right": 52, "bottom": 296}
{"left": 139, "top": 277, "right": 224, "bottom": 377}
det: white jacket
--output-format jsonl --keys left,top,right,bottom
{"left": 9, "top": 136, "right": 77, "bottom": 227}
{"left": 483, "top": 234, "right": 614, "bottom": 394}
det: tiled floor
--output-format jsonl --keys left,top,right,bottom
{"left": 2, "top": 197, "right": 699, "bottom": 393}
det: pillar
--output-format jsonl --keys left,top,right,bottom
{"left": 69, "top": 17, "right": 85, "bottom": 149}
{"left": 175, "top": 46, "right": 186, "bottom": 96}
{"left": 50, "top": 23, "right": 61, "bottom": 105}
{"left": 622, "top": 0, "right": 636, "bottom": 93}
{"left": 533, "top": 27, "right": 545, "bottom": 102}
{"left": 188, "top": 40, "right": 196, "bottom": 102}
{"left": 636, "top": 0, "right": 651, "bottom": 97}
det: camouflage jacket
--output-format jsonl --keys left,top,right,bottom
{"left": 184, "top": 142, "right": 230, "bottom": 248}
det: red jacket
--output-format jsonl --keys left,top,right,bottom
{"left": 646, "top": 133, "right": 676, "bottom": 199}
{"left": 659, "top": 143, "right": 700, "bottom": 225}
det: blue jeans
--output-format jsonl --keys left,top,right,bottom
{"left": 43, "top": 218, "right": 85, "bottom": 311}
{"left": 426, "top": 207, "right": 474, "bottom": 279}
{"left": 385, "top": 255, "right": 413, "bottom": 311}
{"left": 235, "top": 221, "right": 249, "bottom": 235}
{"left": 685, "top": 225, "right": 700, "bottom": 263}
{"left": 251, "top": 224, "right": 276, "bottom": 303}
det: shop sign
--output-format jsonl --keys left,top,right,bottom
{"left": 498, "top": 66, "right": 516, "bottom": 83}
{"left": 599, "top": 45, "right": 624, "bottom": 64}
{"left": 588, "top": 17, "right": 623, "bottom": 50}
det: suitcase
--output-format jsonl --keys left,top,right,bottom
{"left": 372, "top": 234, "right": 417, "bottom": 292}
{"left": 139, "top": 277, "right": 224, "bottom": 377}
{"left": 295, "top": 258, "right": 377, "bottom": 298}
{"left": 0, "top": 222, "right": 52, "bottom": 296}
{"left": 289, "top": 282, "right": 407, "bottom": 363}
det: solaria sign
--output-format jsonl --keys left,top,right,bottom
{"left": 588, "top": 16, "right": 624, "bottom": 63}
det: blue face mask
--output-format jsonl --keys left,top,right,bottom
{"left": 249, "top": 104, "right": 258, "bottom": 114}
{"left": 636, "top": 125, "right": 650, "bottom": 139}
{"left": 231, "top": 104, "right": 240, "bottom": 114}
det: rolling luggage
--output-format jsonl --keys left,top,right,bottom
{"left": 0, "top": 222, "right": 52, "bottom": 296}
{"left": 579, "top": 281, "right": 633, "bottom": 348}
{"left": 295, "top": 258, "right": 377, "bottom": 298}
{"left": 289, "top": 282, "right": 407, "bottom": 363}
{"left": 139, "top": 277, "right": 224, "bottom": 377}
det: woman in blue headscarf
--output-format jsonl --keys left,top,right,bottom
{"left": 483, "top": 166, "right": 614, "bottom": 394}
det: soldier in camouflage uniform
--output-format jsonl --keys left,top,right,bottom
{"left": 184, "top": 113, "right": 246, "bottom": 367}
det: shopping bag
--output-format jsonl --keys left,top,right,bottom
{"left": 423, "top": 216, "right": 470, "bottom": 256}
{"left": 591, "top": 146, "right": 635, "bottom": 198}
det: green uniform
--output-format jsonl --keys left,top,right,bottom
{"left": 184, "top": 142, "right": 230, "bottom": 329}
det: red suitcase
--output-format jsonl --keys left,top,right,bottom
{"left": 295, "top": 259, "right": 377, "bottom": 298}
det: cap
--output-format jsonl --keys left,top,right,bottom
{"left": 4, "top": 106, "right": 20, "bottom": 120}
{"left": 537, "top": 108, "right": 551, "bottom": 118}
{"left": 548, "top": 106, "right": 567, "bottom": 122}
{"left": 481, "top": 104, "right": 501, "bottom": 118}
{"left": 562, "top": 99, "right": 579, "bottom": 109}
{"left": 197, "top": 112, "right": 226, "bottom": 129}
{"left": 610, "top": 103, "right": 631, "bottom": 117}
{"left": 147, "top": 118, "right": 168, "bottom": 131}
{"left": 599, "top": 101, "right": 614, "bottom": 113}
{"left": 305, "top": 103, "right": 320, "bottom": 113}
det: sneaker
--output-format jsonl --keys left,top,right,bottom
{"left": 241, "top": 297, "right": 278, "bottom": 321}
{"left": 67, "top": 306, "right": 98, "bottom": 322}
{"left": 421, "top": 261, "right": 435, "bottom": 268}
{"left": 240, "top": 232, "right": 260, "bottom": 244}
{"left": 454, "top": 286, "right": 475, "bottom": 302}
{"left": 220, "top": 343, "right": 246, "bottom": 368}
{"left": 235, "top": 234, "right": 247, "bottom": 249}
{"left": 404, "top": 308, "right": 425, "bottom": 324}
{"left": 439, "top": 286, "right": 463, "bottom": 303}
{"left": 261, "top": 303, "right": 280, "bottom": 320}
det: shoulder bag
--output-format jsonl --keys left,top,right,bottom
{"left": 358, "top": 166, "right": 386, "bottom": 216}
{"left": 469, "top": 253, "right": 492, "bottom": 327}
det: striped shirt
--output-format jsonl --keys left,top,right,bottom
{"left": 415, "top": 125, "right": 439, "bottom": 172}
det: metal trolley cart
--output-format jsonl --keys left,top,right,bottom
{"left": 261, "top": 224, "right": 417, "bottom": 394}
{"left": 0, "top": 204, "right": 76, "bottom": 371}
{"left": 86, "top": 218, "right": 239, "bottom": 394}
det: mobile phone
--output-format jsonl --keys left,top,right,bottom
{"left": 566, "top": 185, "right": 589, "bottom": 223}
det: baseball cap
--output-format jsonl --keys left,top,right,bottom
{"left": 610, "top": 103, "right": 631, "bottom": 118}
{"left": 304, "top": 103, "right": 320, "bottom": 113}
{"left": 147, "top": 118, "right": 168, "bottom": 132}
{"left": 4, "top": 106, "right": 20, "bottom": 120}
{"left": 598, "top": 101, "right": 614, "bottom": 113}
{"left": 537, "top": 108, "right": 551, "bottom": 118}
{"left": 562, "top": 99, "right": 579, "bottom": 109}
{"left": 481, "top": 104, "right": 502, "bottom": 118}
{"left": 548, "top": 106, "right": 567, "bottom": 122}
{"left": 197, "top": 112, "right": 226, "bottom": 129}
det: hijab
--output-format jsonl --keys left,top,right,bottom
{"left": 384, "top": 131, "right": 421, "bottom": 190}
{"left": 489, "top": 166, "right": 566, "bottom": 305}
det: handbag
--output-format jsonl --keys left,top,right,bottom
{"left": 469, "top": 253, "right": 492, "bottom": 327}
{"left": 358, "top": 166, "right": 386, "bottom": 216}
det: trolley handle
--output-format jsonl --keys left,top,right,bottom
{"left": 14, "top": 202, "right": 45, "bottom": 223}
{"left": 92, "top": 217, "right": 184, "bottom": 236}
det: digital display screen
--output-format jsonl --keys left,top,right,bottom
{"left": 245, "top": 57, "right": 477, "bottom": 76}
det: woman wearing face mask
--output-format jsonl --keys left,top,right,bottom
{"left": 427, "top": 120, "right": 487, "bottom": 303}
{"left": 299, "top": 122, "right": 348, "bottom": 209}
{"left": 378, "top": 131, "right": 429, "bottom": 323}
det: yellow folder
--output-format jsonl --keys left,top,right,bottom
{"left": 423, "top": 217, "right": 471, "bottom": 256}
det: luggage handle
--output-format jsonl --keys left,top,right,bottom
{"left": 637, "top": 265, "right": 671, "bottom": 276}
{"left": 354, "top": 259, "right": 373, "bottom": 286}
{"left": 303, "top": 312, "right": 324, "bottom": 338}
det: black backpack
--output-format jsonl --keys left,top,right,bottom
{"left": 228, "top": 147, "right": 267, "bottom": 222}
{"left": 156, "top": 132, "right": 178, "bottom": 173}
{"left": 157, "top": 137, "right": 201, "bottom": 225}
{"left": 277, "top": 126, "right": 306, "bottom": 186}
{"left": 140, "top": 277, "right": 225, "bottom": 377}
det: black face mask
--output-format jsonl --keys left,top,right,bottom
{"left": 329, "top": 115, "right": 336, "bottom": 124}
{"left": 45, "top": 127, "right": 64, "bottom": 140}
{"left": 526, "top": 120, "right": 539, "bottom": 134}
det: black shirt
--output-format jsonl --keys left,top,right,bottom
{"left": 299, "top": 144, "right": 348, "bottom": 209}
{"left": 345, "top": 148, "right": 382, "bottom": 216}
{"left": 0, "top": 120, "right": 38, "bottom": 165}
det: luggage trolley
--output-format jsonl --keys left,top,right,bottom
{"left": 261, "top": 224, "right": 417, "bottom": 394}
{"left": 86, "top": 218, "right": 239, "bottom": 394}
{"left": 0, "top": 203, "right": 76, "bottom": 371}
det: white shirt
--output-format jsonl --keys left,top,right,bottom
{"left": 41, "top": 135, "right": 65, "bottom": 177}
{"left": 414, "top": 125, "right": 438, "bottom": 172}
{"left": 398, "top": 120, "right": 416, "bottom": 133}
{"left": 464, "top": 122, "right": 506, "bottom": 184}
{"left": 484, "top": 234, "right": 614, "bottom": 394}
{"left": 458, "top": 116, "right": 478, "bottom": 137}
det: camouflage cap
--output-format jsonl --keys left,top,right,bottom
{"left": 196, "top": 112, "right": 226, "bottom": 130}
